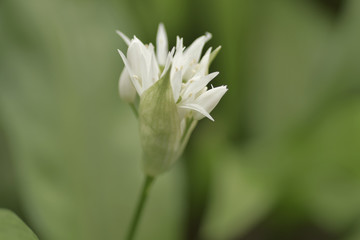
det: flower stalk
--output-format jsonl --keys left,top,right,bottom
{"left": 126, "top": 175, "right": 155, "bottom": 240}
{"left": 117, "top": 23, "right": 227, "bottom": 239}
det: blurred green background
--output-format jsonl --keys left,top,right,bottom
{"left": 1, "top": 0, "right": 360, "bottom": 239}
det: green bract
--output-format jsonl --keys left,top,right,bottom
{"left": 139, "top": 68, "right": 181, "bottom": 176}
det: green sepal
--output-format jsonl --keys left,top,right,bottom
{"left": 209, "top": 46, "right": 221, "bottom": 67}
{"left": 139, "top": 67, "right": 181, "bottom": 176}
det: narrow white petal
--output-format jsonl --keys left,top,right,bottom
{"left": 204, "top": 32, "right": 212, "bottom": 41}
{"left": 143, "top": 43, "right": 154, "bottom": 64}
{"left": 193, "top": 85, "right": 228, "bottom": 120}
{"left": 117, "top": 49, "right": 142, "bottom": 94}
{"left": 143, "top": 53, "right": 160, "bottom": 92}
{"left": 198, "top": 47, "right": 212, "bottom": 75}
{"left": 139, "top": 47, "right": 151, "bottom": 90}
{"left": 127, "top": 40, "right": 145, "bottom": 76}
{"left": 180, "top": 33, "right": 212, "bottom": 80}
{"left": 116, "top": 30, "right": 131, "bottom": 46}
{"left": 183, "top": 72, "right": 219, "bottom": 97}
{"left": 147, "top": 43, "right": 160, "bottom": 80}
{"left": 143, "top": 55, "right": 154, "bottom": 91}
{"left": 117, "top": 49, "right": 133, "bottom": 75}
{"left": 170, "top": 47, "right": 175, "bottom": 55}
{"left": 127, "top": 39, "right": 155, "bottom": 94}
{"left": 184, "top": 32, "right": 212, "bottom": 63}
{"left": 161, "top": 48, "right": 174, "bottom": 78}
{"left": 132, "top": 35, "right": 144, "bottom": 44}
{"left": 173, "top": 37, "right": 184, "bottom": 67}
{"left": 150, "top": 51, "right": 160, "bottom": 82}
{"left": 176, "top": 36, "right": 184, "bottom": 53}
{"left": 179, "top": 103, "right": 214, "bottom": 121}
{"left": 119, "top": 68, "right": 136, "bottom": 102}
{"left": 171, "top": 69, "right": 182, "bottom": 102}
{"left": 132, "top": 36, "right": 152, "bottom": 63}
{"left": 156, "top": 23, "right": 168, "bottom": 66}
{"left": 171, "top": 37, "right": 185, "bottom": 78}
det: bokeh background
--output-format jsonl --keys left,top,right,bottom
{"left": 1, "top": 0, "right": 360, "bottom": 239}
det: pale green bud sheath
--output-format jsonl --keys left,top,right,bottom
{"left": 139, "top": 66, "right": 182, "bottom": 176}
{"left": 116, "top": 23, "right": 227, "bottom": 240}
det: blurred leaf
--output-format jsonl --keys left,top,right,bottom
{"left": 1, "top": 0, "right": 360, "bottom": 239}
{"left": 0, "top": 123, "right": 22, "bottom": 214}
{"left": 245, "top": 0, "right": 332, "bottom": 140}
{"left": 296, "top": 97, "right": 360, "bottom": 233}
{"left": 200, "top": 0, "right": 360, "bottom": 238}
{"left": 0, "top": 209, "right": 38, "bottom": 240}
{"left": 200, "top": 143, "right": 277, "bottom": 240}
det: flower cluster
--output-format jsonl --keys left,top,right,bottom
{"left": 117, "top": 23, "right": 227, "bottom": 176}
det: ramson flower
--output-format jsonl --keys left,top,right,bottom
{"left": 117, "top": 23, "right": 227, "bottom": 176}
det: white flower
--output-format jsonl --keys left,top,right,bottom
{"left": 116, "top": 23, "right": 227, "bottom": 176}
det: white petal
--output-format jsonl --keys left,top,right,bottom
{"left": 156, "top": 23, "right": 168, "bottom": 66}
{"left": 184, "top": 32, "right": 212, "bottom": 63}
{"left": 147, "top": 43, "right": 160, "bottom": 78}
{"left": 179, "top": 103, "right": 214, "bottom": 121}
{"left": 119, "top": 68, "right": 136, "bottom": 102}
{"left": 140, "top": 44, "right": 155, "bottom": 89}
{"left": 176, "top": 36, "right": 184, "bottom": 53}
{"left": 116, "top": 30, "right": 131, "bottom": 46}
{"left": 171, "top": 37, "right": 185, "bottom": 78}
{"left": 173, "top": 37, "right": 184, "bottom": 65}
{"left": 143, "top": 53, "right": 160, "bottom": 92}
{"left": 143, "top": 42, "right": 154, "bottom": 65}
{"left": 180, "top": 33, "right": 212, "bottom": 80}
{"left": 205, "top": 32, "right": 212, "bottom": 41}
{"left": 198, "top": 47, "right": 212, "bottom": 75}
{"left": 127, "top": 39, "right": 145, "bottom": 76}
{"left": 117, "top": 49, "right": 142, "bottom": 94}
{"left": 183, "top": 72, "right": 219, "bottom": 97}
{"left": 127, "top": 39, "right": 155, "bottom": 94}
{"left": 193, "top": 85, "right": 227, "bottom": 120}
{"left": 171, "top": 69, "right": 182, "bottom": 102}
{"left": 161, "top": 48, "right": 175, "bottom": 78}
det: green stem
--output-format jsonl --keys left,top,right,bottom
{"left": 126, "top": 175, "right": 155, "bottom": 240}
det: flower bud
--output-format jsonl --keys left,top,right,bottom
{"left": 117, "top": 23, "right": 227, "bottom": 176}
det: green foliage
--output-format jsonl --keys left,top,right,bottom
{"left": 1, "top": 0, "right": 360, "bottom": 239}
